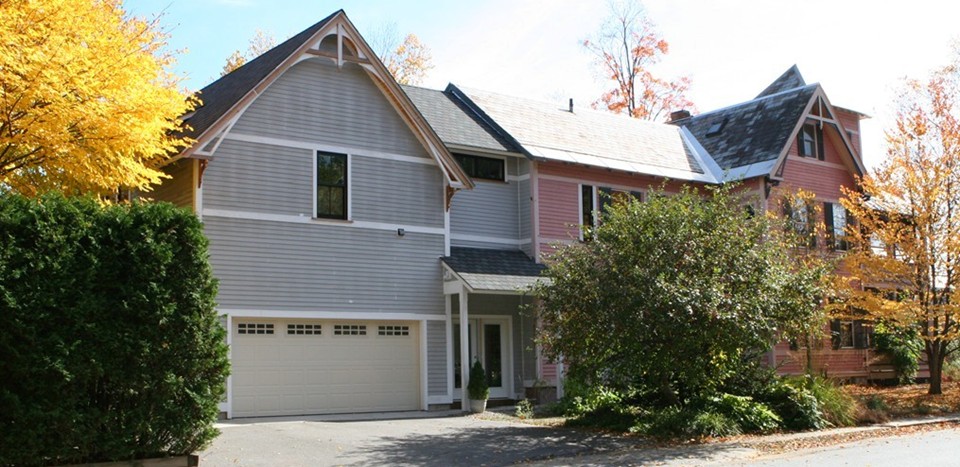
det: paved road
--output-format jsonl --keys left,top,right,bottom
{"left": 741, "top": 428, "right": 960, "bottom": 467}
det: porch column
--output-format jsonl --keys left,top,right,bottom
{"left": 459, "top": 286, "right": 470, "bottom": 409}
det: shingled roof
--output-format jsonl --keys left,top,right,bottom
{"left": 453, "top": 86, "right": 720, "bottom": 183}
{"left": 756, "top": 65, "right": 806, "bottom": 99}
{"left": 182, "top": 11, "right": 340, "bottom": 140}
{"left": 402, "top": 85, "right": 519, "bottom": 153}
{"left": 678, "top": 84, "right": 818, "bottom": 172}
{"left": 442, "top": 247, "right": 546, "bottom": 292}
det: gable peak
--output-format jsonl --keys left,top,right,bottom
{"left": 756, "top": 65, "right": 806, "bottom": 99}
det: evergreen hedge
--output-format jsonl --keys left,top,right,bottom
{"left": 0, "top": 193, "right": 229, "bottom": 466}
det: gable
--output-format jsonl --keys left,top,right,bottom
{"left": 178, "top": 10, "right": 471, "bottom": 190}
{"left": 230, "top": 59, "right": 430, "bottom": 158}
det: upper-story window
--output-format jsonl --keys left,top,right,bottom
{"left": 798, "top": 122, "right": 824, "bottom": 160}
{"left": 581, "top": 185, "right": 643, "bottom": 238}
{"left": 824, "top": 202, "right": 849, "bottom": 251}
{"left": 316, "top": 151, "right": 348, "bottom": 219}
{"left": 784, "top": 198, "right": 817, "bottom": 248}
{"left": 454, "top": 154, "right": 505, "bottom": 181}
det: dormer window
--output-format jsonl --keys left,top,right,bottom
{"left": 798, "top": 122, "right": 824, "bottom": 160}
{"left": 454, "top": 154, "right": 505, "bottom": 181}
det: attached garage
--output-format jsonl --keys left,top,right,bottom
{"left": 230, "top": 319, "right": 420, "bottom": 417}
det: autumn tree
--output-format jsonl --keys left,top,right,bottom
{"left": 369, "top": 23, "right": 434, "bottom": 85}
{"left": 0, "top": 0, "right": 195, "bottom": 196}
{"left": 584, "top": 0, "right": 693, "bottom": 121}
{"left": 839, "top": 56, "right": 960, "bottom": 395}
{"left": 221, "top": 29, "right": 277, "bottom": 76}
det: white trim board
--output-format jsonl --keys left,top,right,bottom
{"left": 219, "top": 309, "right": 448, "bottom": 321}
{"left": 450, "top": 233, "right": 532, "bottom": 246}
{"left": 202, "top": 208, "right": 446, "bottom": 235}
{"left": 224, "top": 132, "right": 436, "bottom": 167}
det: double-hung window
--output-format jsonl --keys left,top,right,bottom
{"left": 798, "top": 122, "right": 825, "bottom": 160}
{"left": 823, "top": 202, "right": 849, "bottom": 251}
{"left": 316, "top": 151, "right": 348, "bottom": 220}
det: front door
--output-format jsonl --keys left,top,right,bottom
{"left": 453, "top": 318, "right": 510, "bottom": 399}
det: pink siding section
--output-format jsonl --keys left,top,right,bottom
{"left": 834, "top": 108, "right": 863, "bottom": 155}
{"left": 780, "top": 135, "right": 857, "bottom": 201}
{"left": 537, "top": 178, "right": 580, "bottom": 241}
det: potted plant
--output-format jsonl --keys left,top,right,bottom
{"left": 467, "top": 360, "right": 490, "bottom": 413}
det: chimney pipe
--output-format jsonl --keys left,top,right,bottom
{"left": 669, "top": 109, "right": 691, "bottom": 122}
{"left": 569, "top": 98, "right": 574, "bottom": 113}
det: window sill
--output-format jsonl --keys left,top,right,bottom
{"left": 310, "top": 217, "right": 354, "bottom": 225}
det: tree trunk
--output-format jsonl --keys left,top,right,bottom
{"left": 926, "top": 343, "right": 944, "bottom": 395}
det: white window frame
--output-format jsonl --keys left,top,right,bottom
{"left": 578, "top": 184, "right": 597, "bottom": 240}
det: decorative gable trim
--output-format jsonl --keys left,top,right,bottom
{"left": 769, "top": 85, "right": 866, "bottom": 181}
{"left": 179, "top": 11, "right": 473, "bottom": 194}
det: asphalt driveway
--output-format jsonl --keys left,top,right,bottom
{"left": 199, "top": 410, "right": 640, "bottom": 466}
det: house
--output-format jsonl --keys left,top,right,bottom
{"left": 151, "top": 10, "right": 879, "bottom": 418}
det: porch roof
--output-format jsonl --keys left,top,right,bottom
{"left": 441, "top": 247, "right": 546, "bottom": 293}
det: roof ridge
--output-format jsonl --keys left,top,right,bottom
{"left": 456, "top": 85, "right": 671, "bottom": 129}
{"left": 681, "top": 83, "right": 818, "bottom": 122}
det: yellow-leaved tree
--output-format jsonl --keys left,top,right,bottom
{"left": 839, "top": 55, "right": 960, "bottom": 395}
{"left": 0, "top": 0, "right": 195, "bottom": 196}
{"left": 221, "top": 29, "right": 277, "bottom": 76}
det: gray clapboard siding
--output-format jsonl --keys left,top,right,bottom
{"left": 518, "top": 177, "right": 532, "bottom": 257}
{"left": 427, "top": 321, "right": 448, "bottom": 396}
{"left": 231, "top": 59, "right": 430, "bottom": 159}
{"left": 204, "top": 216, "right": 445, "bottom": 314}
{"left": 150, "top": 160, "right": 193, "bottom": 209}
{"left": 452, "top": 293, "right": 537, "bottom": 392}
{"left": 203, "top": 141, "right": 444, "bottom": 226}
{"left": 450, "top": 180, "right": 519, "bottom": 245}
{"left": 351, "top": 156, "right": 443, "bottom": 227}
{"left": 203, "top": 140, "right": 313, "bottom": 215}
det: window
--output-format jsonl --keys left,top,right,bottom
{"left": 454, "top": 154, "right": 505, "bottom": 181}
{"left": 237, "top": 323, "right": 274, "bottom": 335}
{"left": 798, "top": 122, "right": 824, "bottom": 160}
{"left": 317, "top": 151, "right": 347, "bottom": 219}
{"left": 824, "top": 202, "right": 849, "bottom": 250}
{"left": 581, "top": 184, "right": 596, "bottom": 232}
{"left": 378, "top": 325, "right": 410, "bottom": 336}
{"left": 287, "top": 324, "right": 321, "bottom": 335}
{"left": 784, "top": 198, "right": 816, "bottom": 248}
{"left": 334, "top": 324, "right": 366, "bottom": 336}
{"left": 831, "top": 319, "right": 873, "bottom": 349}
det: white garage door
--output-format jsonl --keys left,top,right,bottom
{"left": 231, "top": 319, "right": 420, "bottom": 417}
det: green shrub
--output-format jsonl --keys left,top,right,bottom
{"left": 688, "top": 411, "right": 742, "bottom": 438}
{"left": 0, "top": 194, "right": 229, "bottom": 466}
{"left": 467, "top": 360, "right": 489, "bottom": 400}
{"left": 802, "top": 376, "right": 857, "bottom": 427}
{"left": 705, "top": 394, "right": 781, "bottom": 433}
{"left": 515, "top": 399, "right": 534, "bottom": 419}
{"left": 762, "top": 380, "right": 826, "bottom": 431}
{"left": 874, "top": 322, "right": 923, "bottom": 384}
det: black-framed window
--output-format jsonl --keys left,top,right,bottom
{"left": 824, "top": 202, "right": 849, "bottom": 251}
{"left": 798, "top": 122, "right": 825, "bottom": 160}
{"left": 831, "top": 319, "right": 872, "bottom": 349}
{"left": 454, "top": 154, "right": 505, "bottom": 181}
{"left": 317, "top": 151, "right": 347, "bottom": 219}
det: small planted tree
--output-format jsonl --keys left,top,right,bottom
{"left": 467, "top": 360, "right": 489, "bottom": 412}
{"left": 534, "top": 185, "right": 829, "bottom": 406}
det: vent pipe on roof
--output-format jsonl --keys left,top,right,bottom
{"left": 569, "top": 98, "right": 574, "bottom": 113}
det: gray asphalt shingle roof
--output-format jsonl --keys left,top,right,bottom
{"left": 442, "top": 247, "right": 546, "bottom": 292}
{"left": 676, "top": 82, "right": 817, "bottom": 171}
{"left": 456, "top": 86, "right": 713, "bottom": 181}
{"left": 402, "top": 85, "right": 518, "bottom": 153}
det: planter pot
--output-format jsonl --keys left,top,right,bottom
{"left": 469, "top": 398, "right": 487, "bottom": 413}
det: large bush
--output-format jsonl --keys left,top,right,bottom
{"left": 0, "top": 194, "right": 229, "bottom": 465}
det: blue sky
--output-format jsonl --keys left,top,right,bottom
{"left": 126, "top": 0, "right": 960, "bottom": 169}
